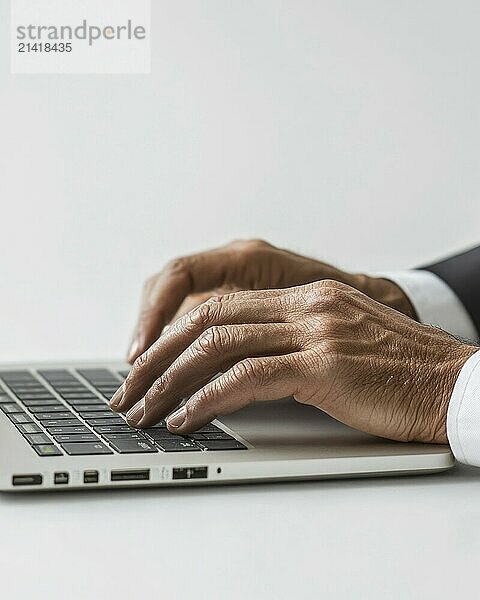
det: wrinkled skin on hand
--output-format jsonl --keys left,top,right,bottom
{"left": 112, "top": 279, "right": 476, "bottom": 444}
{"left": 127, "top": 239, "right": 415, "bottom": 363}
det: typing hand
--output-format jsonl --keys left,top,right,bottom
{"left": 112, "top": 280, "right": 475, "bottom": 442}
{"left": 127, "top": 239, "right": 415, "bottom": 363}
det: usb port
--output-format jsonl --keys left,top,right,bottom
{"left": 111, "top": 469, "right": 150, "bottom": 482}
{"left": 172, "top": 467, "right": 208, "bottom": 480}
{"left": 12, "top": 474, "right": 42, "bottom": 486}
{"left": 83, "top": 470, "right": 99, "bottom": 484}
{"left": 54, "top": 472, "right": 69, "bottom": 485}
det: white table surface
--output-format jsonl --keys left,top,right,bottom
{"left": 1, "top": 462, "right": 479, "bottom": 599}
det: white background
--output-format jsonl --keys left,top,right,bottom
{"left": 1, "top": 3, "right": 480, "bottom": 599}
{"left": 1, "top": 0, "right": 479, "bottom": 363}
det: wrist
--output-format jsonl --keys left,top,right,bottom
{"left": 425, "top": 343, "right": 479, "bottom": 444}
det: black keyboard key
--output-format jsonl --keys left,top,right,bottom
{"left": 191, "top": 432, "right": 235, "bottom": 440}
{"left": 47, "top": 383, "right": 79, "bottom": 389}
{"left": 156, "top": 439, "right": 201, "bottom": 452}
{"left": 36, "top": 412, "right": 74, "bottom": 421}
{"left": 54, "top": 433, "right": 100, "bottom": 443}
{"left": 77, "top": 369, "right": 119, "bottom": 382}
{"left": 61, "top": 442, "right": 113, "bottom": 455}
{"left": 22, "top": 399, "right": 63, "bottom": 407}
{"left": 82, "top": 411, "right": 119, "bottom": 420}
{"left": 28, "top": 405, "right": 69, "bottom": 414}
{"left": 145, "top": 420, "right": 167, "bottom": 428}
{"left": 42, "top": 418, "right": 82, "bottom": 428}
{"left": 0, "top": 370, "right": 33, "bottom": 380}
{"left": 17, "top": 423, "right": 43, "bottom": 434}
{"left": 53, "top": 386, "right": 89, "bottom": 393}
{"left": 59, "top": 392, "right": 98, "bottom": 399}
{"left": 47, "top": 425, "right": 92, "bottom": 435}
{"left": 46, "top": 380, "right": 81, "bottom": 386}
{"left": 0, "top": 402, "right": 22, "bottom": 414}
{"left": 144, "top": 429, "right": 183, "bottom": 441}
{"left": 94, "top": 424, "right": 137, "bottom": 434}
{"left": 102, "top": 433, "right": 145, "bottom": 441}
{"left": 15, "top": 393, "right": 56, "bottom": 400}
{"left": 98, "top": 390, "right": 117, "bottom": 400}
{"left": 95, "top": 381, "right": 120, "bottom": 393}
{"left": 9, "top": 386, "right": 47, "bottom": 393}
{"left": 196, "top": 424, "right": 223, "bottom": 433}
{"left": 107, "top": 438, "right": 157, "bottom": 453}
{"left": 5, "top": 382, "right": 42, "bottom": 389}
{"left": 64, "top": 398, "right": 106, "bottom": 407}
{"left": 38, "top": 369, "right": 72, "bottom": 380}
{"left": 0, "top": 394, "right": 12, "bottom": 403}
{"left": 33, "top": 444, "right": 62, "bottom": 456}
{"left": 199, "top": 440, "right": 247, "bottom": 451}
{"left": 86, "top": 417, "right": 126, "bottom": 426}
{"left": 25, "top": 433, "right": 53, "bottom": 445}
{"left": 74, "top": 405, "right": 112, "bottom": 414}
{"left": 8, "top": 412, "right": 33, "bottom": 424}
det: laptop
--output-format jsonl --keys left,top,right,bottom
{"left": 0, "top": 361, "right": 454, "bottom": 491}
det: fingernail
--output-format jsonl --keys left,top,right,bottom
{"left": 126, "top": 400, "right": 145, "bottom": 427}
{"left": 110, "top": 385, "right": 124, "bottom": 409}
{"left": 127, "top": 338, "right": 142, "bottom": 363}
{"left": 167, "top": 406, "right": 187, "bottom": 429}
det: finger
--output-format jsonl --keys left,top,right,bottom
{"left": 164, "top": 355, "right": 302, "bottom": 433}
{"left": 128, "top": 246, "right": 255, "bottom": 362}
{"left": 125, "top": 323, "right": 300, "bottom": 427}
{"left": 114, "top": 289, "right": 291, "bottom": 413}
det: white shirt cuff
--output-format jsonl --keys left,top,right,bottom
{"left": 447, "top": 350, "right": 480, "bottom": 466}
{"left": 375, "top": 270, "right": 478, "bottom": 341}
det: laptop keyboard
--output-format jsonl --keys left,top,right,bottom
{"left": 0, "top": 369, "right": 247, "bottom": 456}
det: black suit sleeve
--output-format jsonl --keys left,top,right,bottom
{"left": 421, "top": 245, "right": 480, "bottom": 335}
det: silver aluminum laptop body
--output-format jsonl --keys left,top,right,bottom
{"left": 0, "top": 362, "right": 454, "bottom": 492}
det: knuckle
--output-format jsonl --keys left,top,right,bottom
{"left": 317, "top": 278, "right": 347, "bottom": 291}
{"left": 196, "top": 325, "right": 233, "bottom": 356}
{"left": 188, "top": 388, "right": 208, "bottom": 411}
{"left": 229, "top": 238, "right": 269, "bottom": 251}
{"left": 230, "top": 239, "right": 271, "bottom": 266}
{"left": 133, "top": 349, "right": 149, "bottom": 369}
{"left": 231, "top": 358, "right": 263, "bottom": 387}
{"left": 188, "top": 299, "right": 219, "bottom": 328}
{"left": 147, "top": 376, "right": 169, "bottom": 400}
{"left": 306, "top": 281, "right": 349, "bottom": 312}
{"left": 166, "top": 256, "right": 190, "bottom": 277}
{"left": 320, "top": 287, "right": 344, "bottom": 305}
{"left": 243, "top": 238, "right": 270, "bottom": 252}
{"left": 213, "top": 290, "right": 238, "bottom": 302}
{"left": 241, "top": 239, "right": 271, "bottom": 261}
{"left": 125, "top": 351, "right": 151, "bottom": 387}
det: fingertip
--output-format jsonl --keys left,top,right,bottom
{"left": 166, "top": 405, "right": 187, "bottom": 431}
{"left": 125, "top": 400, "right": 145, "bottom": 427}
{"left": 109, "top": 385, "right": 124, "bottom": 411}
{"left": 127, "top": 338, "right": 141, "bottom": 364}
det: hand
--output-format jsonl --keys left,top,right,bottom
{"left": 127, "top": 239, "right": 415, "bottom": 363}
{"left": 112, "top": 280, "right": 476, "bottom": 443}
